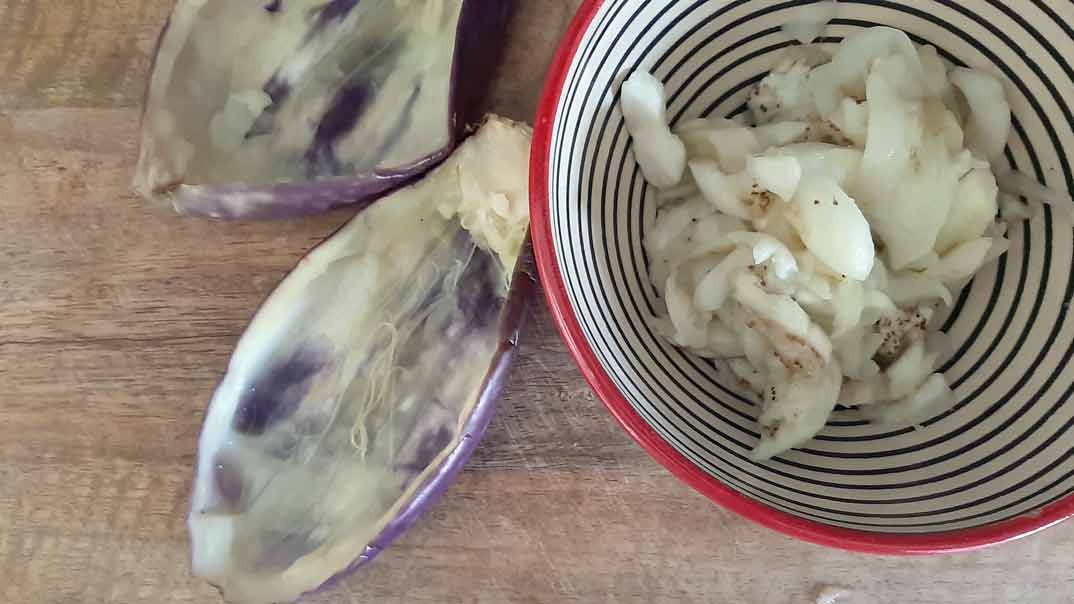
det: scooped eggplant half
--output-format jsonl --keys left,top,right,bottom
{"left": 187, "top": 116, "right": 533, "bottom": 603}
{"left": 134, "top": 0, "right": 512, "bottom": 220}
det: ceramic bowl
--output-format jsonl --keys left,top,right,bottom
{"left": 531, "top": 0, "right": 1074, "bottom": 553}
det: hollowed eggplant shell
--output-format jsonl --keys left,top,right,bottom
{"left": 135, "top": 0, "right": 514, "bottom": 220}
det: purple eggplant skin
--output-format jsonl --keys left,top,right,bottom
{"left": 134, "top": 0, "right": 515, "bottom": 220}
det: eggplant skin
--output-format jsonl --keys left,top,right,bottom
{"left": 451, "top": 0, "right": 516, "bottom": 139}
{"left": 134, "top": 0, "right": 515, "bottom": 220}
{"left": 186, "top": 116, "right": 533, "bottom": 604}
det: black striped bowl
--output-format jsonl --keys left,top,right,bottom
{"left": 531, "top": 0, "right": 1074, "bottom": 553}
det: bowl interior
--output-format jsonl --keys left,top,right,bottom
{"left": 537, "top": 0, "right": 1074, "bottom": 544}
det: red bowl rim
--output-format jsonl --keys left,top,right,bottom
{"left": 528, "top": 0, "right": 1074, "bottom": 555}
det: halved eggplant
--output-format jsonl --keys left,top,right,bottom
{"left": 134, "top": 0, "right": 512, "bottom": 220}
{"left": 187, "top": 116, "right": 533, "bottom": 603}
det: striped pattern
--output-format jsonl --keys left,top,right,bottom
{"left": 544, "top": 0, "right": 1074, "bottom": 533}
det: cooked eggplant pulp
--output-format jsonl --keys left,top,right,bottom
{"left": 189, "top": 117, "right": 533, "bottom": 603}
{"left": 135, "top": 0, "right": 511, "bottom": 219}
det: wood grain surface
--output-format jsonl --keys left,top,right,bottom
{"left": 2, "top": 1, "right": 1074, "bottom": 603}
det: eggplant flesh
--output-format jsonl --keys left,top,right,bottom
{"left": 134, "top": 0, "right": 510, "bottom": 219}
{"left": 187, "top": 116, "right": 531, "bottom": 604}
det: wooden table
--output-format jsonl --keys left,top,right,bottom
{"left": 3, "top": 2, "right": 1074, "bottom": 602}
